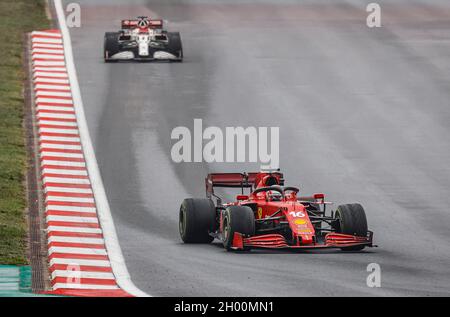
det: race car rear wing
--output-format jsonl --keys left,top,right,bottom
{"left": 121, "top": 19, "right": 163, "bottom": 29}
{"left": 205, "top": 172, "right": 284, "bottom": 198}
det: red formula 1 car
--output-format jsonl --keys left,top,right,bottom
{"left": 179, "top": 171, "right": 374, "bottom": 251}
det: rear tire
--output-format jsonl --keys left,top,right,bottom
{"left": 335, "top": 203, "right": 368, "bottom": 251}
{"left": 179, "top": 198, "right": 216, "bottom": 243}
{"left": 167, "top": 32, "right": 183, "bottom": 62}
{"left": 104, "top": 32, "right": 120, "bottom": 63}
{"left": 222, "top": 206, "right": 255, "bottom": 250}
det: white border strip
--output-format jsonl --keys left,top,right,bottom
{"left": 53, "top": 0, "right": 149, "bottom": 297}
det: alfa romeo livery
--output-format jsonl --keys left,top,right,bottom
{"left": 104, "top": 16, "right": 183, "bottom": 62}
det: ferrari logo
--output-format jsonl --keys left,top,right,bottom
{"left": 257, "top": 207, "right": 263, "bottom": 219}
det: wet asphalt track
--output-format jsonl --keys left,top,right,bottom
{"left": 64, "top": 0, "right": 450, "bottom": 296}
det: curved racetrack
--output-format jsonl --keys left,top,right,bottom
{"left": 64, "top": 0, "right": 450, "bottom": 296}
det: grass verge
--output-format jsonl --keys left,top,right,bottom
{"left": 0, "top": 0, "right": 49, "bottom": 264}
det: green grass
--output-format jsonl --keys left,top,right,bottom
{"left": 0, "top": 0, "right": 49, "bottom": 264}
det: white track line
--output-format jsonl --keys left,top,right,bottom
{"left": 45, "top": 206, "right": 97, "bottom": 213}
{"left": 47, "top": 226, "right": 102, "bottom": 234}
{"left": 34, "top": 72, "right": 68, "bottom": 78}
{"left": 40, "top": 160, "right": 85, "bottom": 168}
{"left": 32, "top": 31, "right": 62, "bottom": 38}
{"left": 32, "top": 53, "right": 64, "bottom": 61}
{"left": 39, "top": 121, "right": 78, "bottom": 127}
{"left": 42, "top": 177, "right": 90, "bottom": 185}
{"left": 48, "top": 247, "right": 106, "bottom": 256}
{"left": 36, "top": 97, "right": 73, "bottom": 104}
{"left": 35, "top": 89, "right": 72, "bottom": 98}
{"left": 50, "top": 258, "right": 111, "bottom": 267}
{"left": 32, "top": 38, "right": 63, "bottom": 44}
{"left": 45, "top": 187, "right": 92, "bottom": 194}
{"left": 54, "top": 0, "right": 149, "bottom": 297}
{"left": 34, "top": 66, "right": 67, "bottom": 71}
{"left": 33, "top": 60, "right": 66, "bottom": 66}
{"left": 35, "top": 84, "right": 71, "bottom": 91}
{"left": 48, "top": 236, "right": 105, "bottom": 244}
{"left": 32, "top": 43, "right": 64, "bottom": 49}
{"left": 46, "top": 215, "right": 98, "bottom": 223}
{"left": 33, "top": 48, "right": 64, "bottom": 54}
{"left": 43, "top": 169, "right": 87, "bottom": 176}
{"left": 40, "top": 151, "right": 83, "bottom": 158}
{"left": 52, "top": 271, "right": 115, "bottom": 280}
{"left": 52, "top": 284, "right": 119, "bottom": 290}
{"left": 35, "top": 78, "right": 69, "bottom": 84}
{"left": 38, "top": 114, "right": 77, "bottom": 121}
{"left": 46, "top": 197, "right": 94, "bottom": 204}
{"left": 40, "top": 142, "right": 81, "bottom": 149}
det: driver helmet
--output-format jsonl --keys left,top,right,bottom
{"left": 267, "top": 190, "right": 282, "bottom": 201}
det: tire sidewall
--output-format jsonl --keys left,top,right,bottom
{"left": 167, "top": 32, "right": 183, "bottom": 59}
{"left": 104, "top": 32, "right": 120, "bottom": 61}
{"left": 179, "top": 198, "right": 215, "bottom": 243}
{"left": 336, "top": 203, "right": 368, "bottom": 251}
{"left": 223, "top": 206, "right": 255, "bottom": 250}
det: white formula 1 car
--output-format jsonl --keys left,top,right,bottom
{"left": 104, "top": 16, "right": 183, "bottom": 62}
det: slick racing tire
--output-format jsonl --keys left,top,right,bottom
{"left": 179, "top": 198, "right": 216, "bottom": 243}
{"left": 222, "top": 206, "right": 255, "bottom": 251}
{"left": 167, "top": 32, "right": 183, "bottom": 62}
{"left": 104, "top": 32, "right": 120, "bottom": 63}
{"left": 335, "top": 203, "right": 368, "bottom": 251}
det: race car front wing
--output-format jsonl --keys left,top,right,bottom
{"left": 231, "top": 231, "right": 374, "bottom": 250}
{"left": 106, "top": 50, "right": 182, "bottom": 62}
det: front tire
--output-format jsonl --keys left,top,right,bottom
{"left": 222, "top": 206, "right": 255, "bottom": 250}
{"left": 179, "top": 198, "right": 216, "bottom": 243}
{"left": 335, "top": 203, "right": 368, "bottom": 251}
{"left": 104, "top": 32, "right": 120, "bottom": 63}
{"left": 167, "top": 32, "right": 183, "bottom": 62}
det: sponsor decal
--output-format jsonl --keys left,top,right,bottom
{"left": 289, "top": 211, "right": 305, "bottom": 218}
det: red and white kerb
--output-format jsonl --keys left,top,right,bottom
{"left": 31, "top": 30, "right": 130, "bottom": 297}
